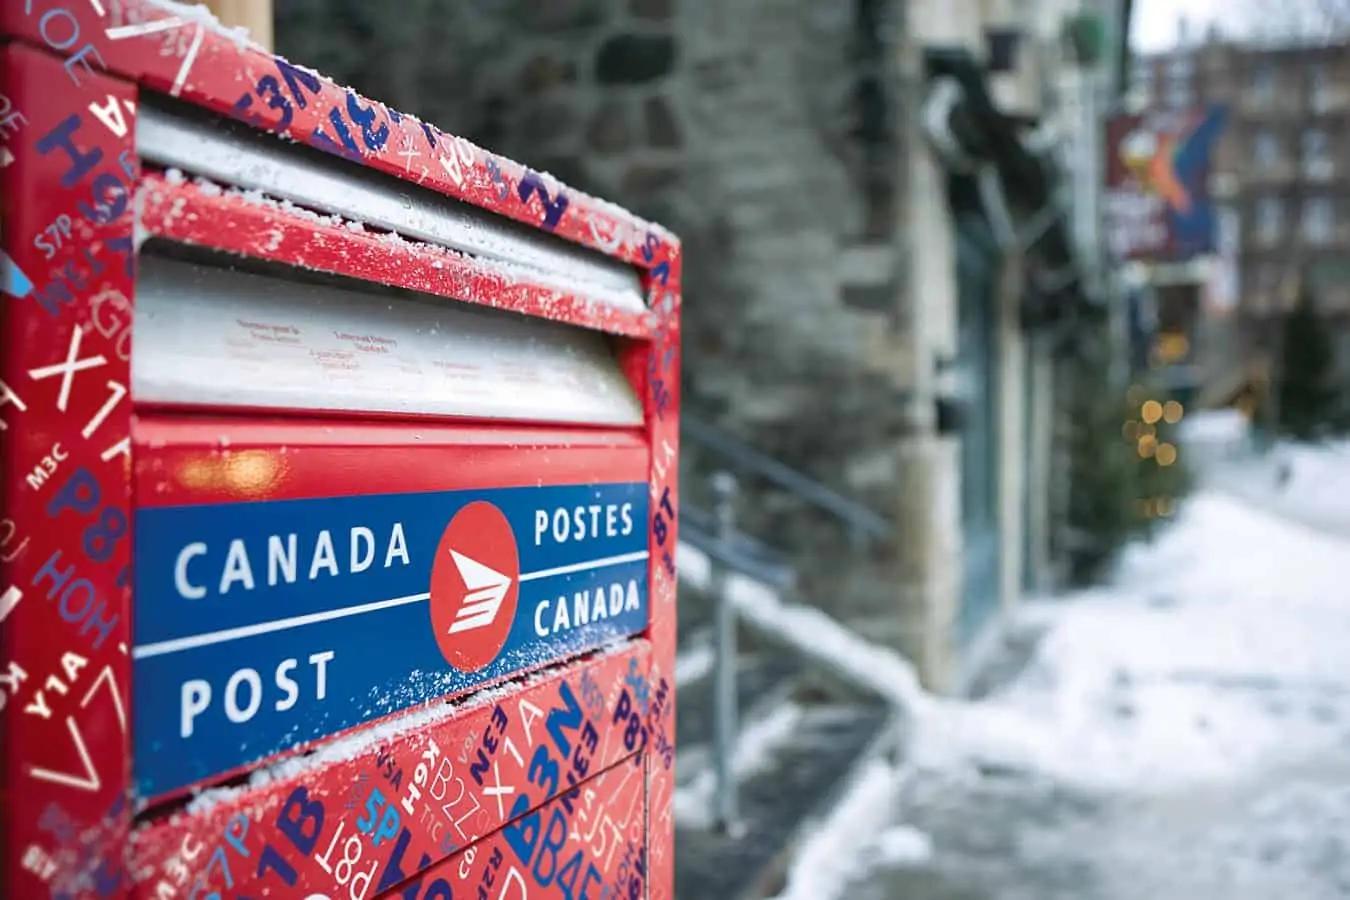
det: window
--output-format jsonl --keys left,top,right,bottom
{"left": 1252, "top": 63, "right": 1275, "bottom": 106}
{"left": 1254, "top": 130, "right": 1280, "bottom": 167}
{"left": 1166, "top": 54, "right": 1195, "bottom": 79}
{"left": 1252, "top": 263, "right": 1281, "bottom": 313}
{"left": 1310, "top": 62, "right": 1331, "bottom": 112}
{"left": 1303, "top": 197, "right": 1334, "bottom": 244}
{"left": 1132, "top": 60, "right": 1154, "bottom": 104}
{"left": 1165, "top": 80, "right": 1192, "bottom": 109}
{"left": 1256, "top": 195, "right": 1284, "bottom": 244}
{"left": 1302, "top": 128, "right": 1333, "bottom": 179}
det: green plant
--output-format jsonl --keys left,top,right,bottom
{"left": 1277, "top": 282, "right": 1341, "bottom": 441}
{"left": 1061, "top": 331, "right": 1193, "bottom": 585}
{"left": 1063, "top": 12, "right": 1107, "bottom": 67}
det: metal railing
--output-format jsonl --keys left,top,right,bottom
{"left": 678, "top": 416, "right": 899, "bottom": 832}
{"left": 708, "top": 473, "right": 739, "bottom": 833}
{"left": 681, "top": 414, "right": 895, "bottom": 546}
{"left": 678, "top": 501, "right": 794, "bottom": 591}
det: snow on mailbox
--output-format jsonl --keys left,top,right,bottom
{"left": 0, "top": 3, "right": 680, "bottom": 898}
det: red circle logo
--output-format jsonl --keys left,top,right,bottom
{"left": 429, "top": 501, "right": 519, "bottom": 672}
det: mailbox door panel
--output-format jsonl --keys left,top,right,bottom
{"left": 394, "top": 752, "right": 649, "bottom": 900}
{"left": 130, "top": 642, "right": 653, "bottom": 900}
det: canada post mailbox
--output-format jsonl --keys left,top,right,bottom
{"left": 0, "top": 3, "right": 681, "bottom": 898}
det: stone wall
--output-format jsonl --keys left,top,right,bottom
{"left": 276, "top": 0, "right": 921, "bottom": 637}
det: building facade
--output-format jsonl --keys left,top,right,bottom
{"left": 271, "top": 0, "right": 1119, "bottom": 691}
{"left": 1133, "top": 38, "right": 1350, "bottom": 393}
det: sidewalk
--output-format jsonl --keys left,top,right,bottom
{"left": 833, "top": 488, "right": 1350, "bottom": 899}
{"left": 1210, "top": 440, "right": 1350, "bottom": 538}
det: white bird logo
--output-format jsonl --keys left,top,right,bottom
{"left": 447, "top": 549, "right": 513, "bottom": 634}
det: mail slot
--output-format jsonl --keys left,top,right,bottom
{"left": 0, "top": 4, "right": 680, "bottom": 897}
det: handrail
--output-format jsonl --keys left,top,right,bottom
{"left": 681, "top": 415, "right": 896, "bottom": 542}
{"left": 677, "top": 469, "right": 911, "bottom": 836}
{"left": 679, "top": 510, "right": 796, "bottom": 590}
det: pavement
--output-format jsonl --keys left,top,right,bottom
{"left": 832, "top": 474, "right": 1350, "bottom": 900}
{"left": 850, "top": 749, "right": 1350, "bottom": 900}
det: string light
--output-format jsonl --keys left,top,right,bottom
{"left": 1138, "top": 434, "right": 1158, "bottom": 458}
{"left": 1156, "top": 442, "right": 1178, "bottom": 466}
{"left": 1141, "top": 400, "right": 1163, "bottom": 424}
{"left": 1155, "top": 332, "right": 1190, "bottom": 363}
{"left": 1163, "top": 400, "right": 1184, "bottom": 424}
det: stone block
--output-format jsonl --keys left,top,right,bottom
{"left": 631, "top": 0, "right": 673, "bottom": 20}
{"left": 586, "top": 100, "right": 633, "bottom": 154}
{"left": 519, "top": 53, "right": 577, "bottom": 95}
{"left": 596, "top": 34, "right": 677, "bottom": 84}
{"left": 514, "top": 0, "right": 603, "bottom": 32}
{"left": 620, "top": 162, "right": 682, "bottom": 197}
{"left": 518, "top": 100, "right": 579, "bottom": 149}
{"left": 643, "top": 95, "right": 682, "bottom": 148}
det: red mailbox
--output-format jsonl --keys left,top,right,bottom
{"left": 0, "top": 4, "right": 681, "bottom": 898}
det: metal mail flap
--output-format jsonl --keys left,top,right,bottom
{"left": 132, "top": 253, "right": 644, "bottom": 426}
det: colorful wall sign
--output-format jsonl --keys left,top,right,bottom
{"left": 1104, "top": 105, "right": 1227, "bottom": 262}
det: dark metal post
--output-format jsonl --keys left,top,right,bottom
{"left": 710, "top": 471, "right": 739, "bottom": 832}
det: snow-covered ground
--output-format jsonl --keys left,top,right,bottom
{"left": 713, "top": 433, "right": 1350, "bottom": 899}
{"left": 677, "top": 433, "right": 1350, "bottom": 898}
{"left": 1216, "top": 439, "right": 1350, "bottom": 536}
{"left": 1182, "top": 409, "right": 1350, "bottom": 534}
{"left": 921, "top": 489, "right": 1350, "bottom": 789}
{"left": 846, "top": 475, "right": 1350, "bottom": 898}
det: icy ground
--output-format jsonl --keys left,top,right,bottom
{"left": 814, "top": 456, "right": 1350, "bottom": 899}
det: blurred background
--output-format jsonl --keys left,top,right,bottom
{"left": 208, "top": 0, "right": 1350, "bottom": 895}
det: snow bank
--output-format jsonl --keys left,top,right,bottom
{"left": 867, "top": 824, "right": 935, "bottom": 866}
{"left": 674, "top": 639, "right": 714, "bottom": 687}
{"left": 676, "top": 542, "right": 930, "bottom": 714}
{"left": 1178, "top": 408, "right": 1250, "bottom": 445}
{"left": 771, "top": 758, "right": 908, "bottom": 900}
{"left": 917, "top": 491, "right": 1350, "bottom": 790}
{"left": 679, "top": 485, "right": 1350, "bottom": 895}
{"left": 674, "top": 703, "right": 804, "bottom": 829}
{"left": 1240, "top": 440, "right": 1350, "bottom": 534}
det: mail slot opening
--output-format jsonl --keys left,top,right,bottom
{"left": 132, "top": 242, "right": 644, "bottom": 426}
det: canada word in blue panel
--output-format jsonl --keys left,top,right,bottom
{"left": 132, "top": 481, "right": 649, "bottom": 797}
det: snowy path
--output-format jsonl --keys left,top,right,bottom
{"left": 846, "top": 490, "right": 1350, "bottom": 899}
{"left": 1211, "top": 441, "right": 1350, "bottom": 539}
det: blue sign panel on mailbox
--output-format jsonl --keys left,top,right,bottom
{"left": 133, "top": 481, "right": 649, "bottom": 797}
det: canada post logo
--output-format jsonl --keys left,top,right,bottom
{"left": 430, "top": 501, "right": 519, "bottom": 671}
